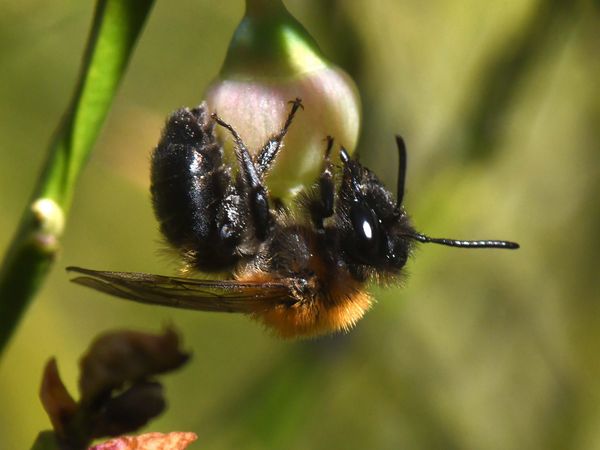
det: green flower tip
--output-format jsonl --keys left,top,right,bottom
{"left": 206, "top": 0, "right": 361, "bottom": 200}
{"left": 221, "top": 0, "right": 327, "bottom": 79}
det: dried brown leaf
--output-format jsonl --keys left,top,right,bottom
{"left": 39, "top": 358, "right": 78, "bottom": 435}
{"left": 92, "top": 381, "right": 166, "bottom": 438}
{"left": 79, "top": 328, "right": 189, "bottom": 404}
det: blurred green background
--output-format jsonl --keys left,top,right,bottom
{"left": 1, "top": 0, "right": 599, "bottom": 448}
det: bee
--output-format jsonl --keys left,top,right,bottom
{"left": 68, "top": 98, "right": 519, "bottom": 338}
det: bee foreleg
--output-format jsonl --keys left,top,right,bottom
{"left": 309, "top": 136, "right": 335, "bottom": 231}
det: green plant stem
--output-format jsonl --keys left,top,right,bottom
{"left": 0, "top": 0, "right": 155, "bottom": 357}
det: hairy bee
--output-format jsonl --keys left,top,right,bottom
{"left": 68, "top": 99, "right": 518, "bottom": 338}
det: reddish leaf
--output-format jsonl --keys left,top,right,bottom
{"left": 89, "top": 432, "right": 198, "bottom": 450}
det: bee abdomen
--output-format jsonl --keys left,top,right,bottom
{"left": 150, "top": 104, "right": 243, "bottom": 271}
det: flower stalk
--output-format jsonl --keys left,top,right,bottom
{"left": 0, "top": 0, "right": 155, "bottom": 357}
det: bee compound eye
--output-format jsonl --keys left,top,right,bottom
{"left": 350, "top": 203, "right": 381, "bottom": 261}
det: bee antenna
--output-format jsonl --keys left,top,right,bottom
{"left": 395, "top": 135, "right": 407, "bottom": 205}
{"left": 406, "top": 232, "right": 520, "bottom": 249}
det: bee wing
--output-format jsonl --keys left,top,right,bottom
{"left": 67, "top": 266, "right": 295, "bottom": 313}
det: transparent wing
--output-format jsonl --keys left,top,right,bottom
{"left": 67, "top": 266, "right": 295, "bottom": 313}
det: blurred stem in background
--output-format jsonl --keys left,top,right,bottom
{"left": 0, "top": 0, "right": 155, "bottom": 357}
{"left": 203, "top": 339, "right": 347, "bottom": 448}
{"left": 460, "top": 0, "right": 578, "bottom": 161}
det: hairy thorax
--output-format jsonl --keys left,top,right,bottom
{"left": 235, "top": 223, "right": 373, "bottom": 338}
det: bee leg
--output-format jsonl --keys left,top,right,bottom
{"left": 151, "top": 104, "right": 247, "bottom": 272}
{"left": 255, "top": 98, "right": 304, "bottom": 175}
{"left": 310, "top": 136, "right": 335, "bottom": 231}
{"left": 212, "top": 114, "right": 272, "bottom": 241}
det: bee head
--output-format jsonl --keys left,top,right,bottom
{"left": 335, "top": 137, "right": 519, "bottom": 281}
{"left": 336, "top": 147, "right": 415, "bottom": 279}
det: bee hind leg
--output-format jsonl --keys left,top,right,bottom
{"left": 211, "top": 113, "right": 273, "bottom": 241}
{"left": 210, "top": 98, "right": 305, "bottom": 242}
{"left": 255, "top": 97, "right": 304, "bottom": 175}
